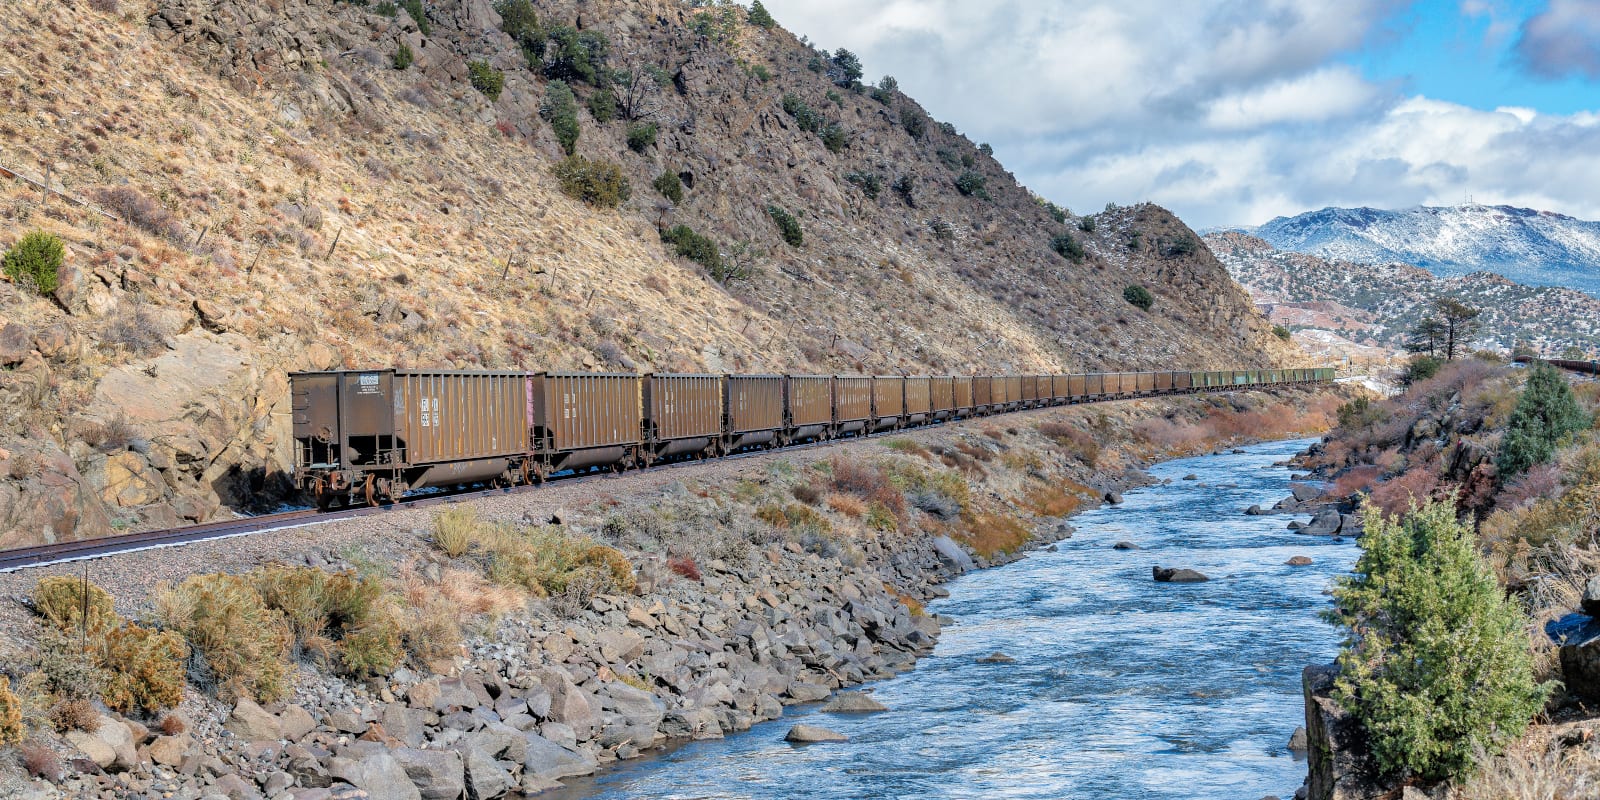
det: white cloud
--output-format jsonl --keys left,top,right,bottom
{"left": 757, "top": 0, "right": 1600, "bottom": 228}
{"left": 1515, "top": 0, "right": 1600, "bottom": 79}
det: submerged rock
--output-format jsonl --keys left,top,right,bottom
{"left": 1112, "top": 541, "right": 1141, "bottom": 550}
{"left": 821, "top": 693, "right": 889, "bottom": 713}
{"left": 1152, "top": 566, "right": 1209, "bottom": 583}
{"left": 1286, "top": 556, "right": 1313, "bottom": 567}
{"left": 976, "top": 652, "right": 1015, "bottom": 664}
{"left": 785, "top": 724, "right": 848, "bottom": 743}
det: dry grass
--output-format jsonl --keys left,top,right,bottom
{"left": 958, "top": 512, "right": 1032, "bottom": 559}
{"left": 886, "top": 586, "right": 925, "bottom": 617}
{"left": 432, "top": 506, "right": 484, "bottom": 557}
{"left": 828, "top": 494, "right": 867, "bottom": 518}
{"left": 1024, "top": 485, "right": 1083, "bottom": 517}
{"left": 1450, "top": 729, "right": 1600, "bottom": 800}
{"left": 153, "top": 573, "right": 291, "bottom": 703}
{"left": 19, "top": 740, "right": 62, "bottom": 781}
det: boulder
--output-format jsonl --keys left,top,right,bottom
{"left": 32, "top": 323, "right": 72, "bottom": 359}
{"left": 1302, "top": 664, "right": 1387, "bottom": 799}
{"left": 226, "top": 699, "right": 282, "bottom": 742}
{"left": 94, "top": 451, "right": 166, "bottom": 508}
{"left": 65, "top": 730, "right": 117, "bottom": 769}
{"left": 1584, "top": 576, "right": 1600, "bottom": 617}
{"left": 1103, "top": 491, "right": 1123, "bottom": 504}
{"left": 1554, "top": 614, "right": 1600, "bottom": 702}
{"left": 458, "top": 743, "right": 514, "bottom": 800}
{"left": 213, "top": 773, "right": 261, "bottom": 799}
{"left": 1182, "top": 474, "right": 1198, "bottom": 481}
{"left": 1290, "top": 482, "right": 1321, "bottom": 502}
{"left": 1112, "top": 541, "right": 1141, "bottom": 550}
{"left": 148, "top": 733, "right": 192, "bottom": 766}
{"left": 407, "top": 678, "right": 441, "bottom": 710}
{"left": 279, "top": 705, "right": 317, "bottom": 741}
{"left": 1152, "top": 566, "right": 1209, "bottom": 583}
{"left": 785, "top": 724, "right": 847, "bottom": 743}
{"left": 392, "top": 747, "right": 464, "bottom": 800}
{"left": 976, "top": 652, "right": 1015, "bottom": 664}
{"left": 820, "top": 693, "right": 888, "bottom": 713}
{"left": 518, "top": 731, "right": 597, "bottom": 781}
{"left": 326, "top": 751, "right": 422, "bottom": 800}
{"left": 1288, "top": 726, "right": 1309, "bottom": 751}
{"left": 1244, "top": 505, "right": 1266, "bottom": 516}
{"left": 930, "top": 535, "right": 975, "bottom": 572}
{"left": 0, "top": 322, "right": 33, "bottom": 366}
{"left": 1300, "top": 509, "right": 1343, "bottom": 537}
{"left": 1286, "top": 556, "right": 1314, "bottom": 567}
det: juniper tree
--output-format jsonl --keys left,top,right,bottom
{"left": 1497, "top": 362, "right": 1591, "bottom": 477}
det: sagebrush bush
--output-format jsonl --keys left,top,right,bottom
{"left": 781, "top": 93, "right": 822, "bottom": 134}
{"left": 662, "top": 224, "right": 720, "bottom": 271}
{"left": 34, "top": 576, "right": 117, "bottom": 634}
{"left": 49, "top": 697, "right": 97, "bottom": 733}
{"left": 653, "top": 170, "right": 683, "bottom": 204}
{"left": 155, "top": 574, "right": 291, "bottom": 703}
{"left": 767, "top": 205, "right": 803, "bottom": 246}
{"left": 468, "top": 60, "right": 505, "bottom": 101}
{"left": 1273, "top": 324, "right": 1292, "bottom": 341}
{"left": 1329, "top": 501, "right": 1549, "bottom": 782}
{"left": 0, "top": 676, "right": 22, "bottom": 745}
{"left": 845, "top": 171, "right": 881, "bottom": 199}
{"left": 485, "top": 525, "right": 635, "bottom": 598}
{"left": 99, "top": 624, "right": 188, "bottom": 714}
{"left": 1123, "top": 284, "right": 1154, "bottom": 310}
{"left": 587, "top": 87, "right": 617, "bottom": 122}
{"left": 1498, "top": 363, "right": 1590, "bottom": 478}
{"left": 94, "top": 185, "right": 183, "bottom": 241}
{"left": 338, "top": 612, "right": 403, "bottom": 676}
{"left": 2, "top": 230, "right": 64, "bottom": 295}
{"left": 626, "top": 121, "right": 657, "bottom": 153}
{"left": 553, "top": 155, "right": 630, "bottom": 208}
{"left": 1051, "top": 232, "right": 1085, "bottom": 263}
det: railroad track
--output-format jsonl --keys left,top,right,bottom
{"left": 0, "top": 417, "right": 902, "bottom": 574}
{"left": 0, "top": 383, "right": 1324, "bottom": 574}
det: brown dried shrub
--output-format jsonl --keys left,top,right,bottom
{"left": 157, "top": 713, "right": 186, "bottom": 736}
{"left": 667, "top": 555, "right": 701, "bottom": 581}
{"left": 48, "top": 698, "right": 98, "bottom": 733}
{"left": 19, "top": 740, "right": 63, "bottom": 781}
{"left": 94, "top": 186, "right": 183, "bottom": 242}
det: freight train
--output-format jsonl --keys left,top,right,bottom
{"left": 290, "top": 368, "right": 1335, "bottom": 509}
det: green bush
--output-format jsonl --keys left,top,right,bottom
{"left": 399, "top": 0, "right": 428, "bottom": 34}
{"left": 373, "top": 1, "right": 397, "bottom": 17}
{"left": 468, "top": 60, "right": 504, "bottom": 101}
{"left": 1078, "top": 215, "right": 1096, "bottom": 233}
{"left": 870, "top": 86, "right": 893, "bottom": 105}
{"left": 1328, "top": 501, "right": 1549, "bottom": 781}
{"left": 892, "top": 174, "right": 916, "bottom": 207}
{"left": 587, "top": 87, "right": 617, "bottom": 123}
{"left": 1123, "top": 285, "right": 1154, "bottom": 310}
{"left": 751, "top": 64, "right": 771, "bottom": 82}
{"left": 831, "top": 48, "right": 863, "bottom": 86}
{"left": 979, "top": 142, "right": 993, "bottom": 156}
{"left": 662, "top": 225, "right": 721, "bottom": 272}
{"left": 392, "top": 41, "right": 413, "bottom": 70}
{"left": 1497, "top": 362, "right": 1591, "bottom": 477}
{"left": 1050, "top": 232, "right": 1084, "bottom": 263}
{"left": 748, "top": 0, "right": 775, "bottom": 28}
{"left": 541, "top": 80, "right": 580, "bottom": 154}
{"left": 545, "top": 26, "right": 609, "bottom": 86}
{"left": 936, "top": 148, "right": 961, "bottom": 171}
{"left": 781, "top": 93, "right": 822, "bottom": 134}
{"left": 1042, "top": 200, "right": 1067, "bottom": 224}
{"left": 553, "top": 155, "right": 630, "bottom": 208}
{"left": 845, "top": 171, "right": 881, "bottom": 199}
{"left": 768, "top": 205, "right": 803, "bottom": 246}
{"left": 626, "top": 121, "right": 657, "bottom": 152}
{"left": 821, "top": 122, "right": 847, "bottom": 153}
{"left": 495, "top": 0, "right": 541, "bottom": 50}
{"left": 1337, "top": 396, "right": 1386, "bottom": 430}
{"left": 1402, "top": 354, "right": 1443, "bottom": 386}
{"left": 653, "top": 170, "right": 683, "bottom": 204}
{"left": 899, "top": 106, "right": 925, "bottom": 138}
{"left": 3, "top": 230, "right": 65, "bottom": 296}
{"left": 1273, "top": 324, "right": 1291, "bottom": 341}
{"left": 954, "top": 171, "right": 989, "bottom": 199}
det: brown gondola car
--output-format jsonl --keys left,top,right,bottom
{"left": 1155, "top": 372, "right": 1174, "bottom": 392}
{"left": 1138, "top": 372, "right": 1156, "bottom": 393}
{"left": 905, "top": 376, "right": 933, "bottom": 424}
{"left": 1068, "top": 374, "right": 1087, "bottom": 401}
{"left": 530, "top": 372, "right": 643, "bottom": 475}
{"left": 292, "top": 369, "right": 529, "bottom": 507}
{"left": 642, "top": 374, "right": 722, "bottom": 464}
{"left": 973, "top": 375, "right": 995, "bottom": 414}
{"left": 1174, "top": 371, "right": 1193, "bottom": 391}
{"left": 725, "top": 374, "right": 784, "bottom": 451}
{"left": 786, "top": 375, "right": 834, "bottom": 443}
{"left": 1006, "top": 376, "right": 1024, "bottom": 410}
{"left": 930, "top": 376, "right": 956, "bottom": 421}
{"left": 833, "top": 376, "right": 873, "bottom": 436}
{"left": 953, "top": 376, "right": 974, "bottom": 417}
{"left": 871, "top": 375, "right": 906, "bottom": 432}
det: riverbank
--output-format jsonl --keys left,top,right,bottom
{"left": 0, "top": 387, "right": 1346, "bottom": 800}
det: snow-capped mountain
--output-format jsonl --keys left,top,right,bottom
{"left": 1223, "top": 204, "right": 1600, "bottom": 296}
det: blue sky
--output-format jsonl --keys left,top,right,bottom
{"left": 760, "top": 0, "right": 1600, "bottom": 228}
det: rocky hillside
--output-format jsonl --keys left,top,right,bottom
{"left": 0, "top": 0, "right": 1295, "bottom": 547}
{"left": 1222, "top": 203, "right": 1600, "bottom": 296}
{"left": 1207, "top": 232, "right": 1600, "bottom": 359}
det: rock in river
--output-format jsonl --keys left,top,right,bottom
{"left": 785, "top": 724, "right": 848, "bottom": 743}
{"left": 1152, "top": 566, "right": 1209, "bottom": 583}
{"left": 1112, "top": 541, "right": 1141, "bottom": 550}
{"left": 976, "top": 652, "right": 1015, "bottom": 664}
{"left": 1285, "top": 556, "right": 1313, "bottom": 566}
{"left": 821, "top": 693, "right": 889, "bottom": 713}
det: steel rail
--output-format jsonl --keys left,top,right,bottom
{"left": 0, "top": 380, "right": 1330, "bottom": 574}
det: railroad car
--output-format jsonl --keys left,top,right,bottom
{"left": 291, "top": 365, "right": 1335, "bottom": 508}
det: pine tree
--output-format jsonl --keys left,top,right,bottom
{"left": 1497, "top": 362, "right": 1591, "bottom": 477}
{"left": 747, "top": 0, "right": 776, "bottom": 29}
{"left": 1328, "top": 501, "right": 1550, "bottom": 782}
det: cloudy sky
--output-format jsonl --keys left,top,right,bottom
{"left": 758, "top": 0, "right": 1600, "bottom": 228}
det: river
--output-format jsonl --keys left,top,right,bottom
{"left": 546, "top": 437, "right": 1356, "bottom": 800}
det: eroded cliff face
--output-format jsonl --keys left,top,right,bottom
{"left": 0, "top": 0, "right": 1297, "bottom": 544}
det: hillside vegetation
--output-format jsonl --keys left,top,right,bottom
{"left": 1208, "top": 232, "right": 1600, "bottom": 361}
{"left": 0, "top": 0, "right": 1296, "bottom": 546}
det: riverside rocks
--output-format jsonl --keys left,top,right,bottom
{"left": 785, "top": 724, "right": 848, "bottom": 743}
{"left": 820, "top": 693, "right": 888, "bottom": 713}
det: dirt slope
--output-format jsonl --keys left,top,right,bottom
{"left": 0, "top": 0, "right": 1298, "bottom": 545}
